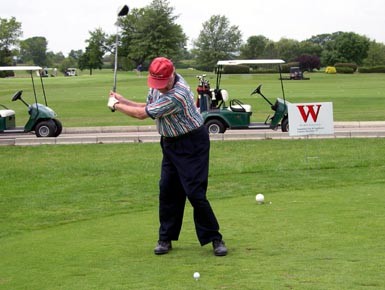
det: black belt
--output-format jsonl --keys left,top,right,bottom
{"left": 162, "top": 126, "right": 204, "bottom": 142}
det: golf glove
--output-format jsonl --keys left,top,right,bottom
{"left": 108, "top": 96, "right": 119, "bottom": 112}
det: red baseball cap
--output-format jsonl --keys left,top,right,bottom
{"left": 147, "top": 57, "right": 175, "bottom": 89}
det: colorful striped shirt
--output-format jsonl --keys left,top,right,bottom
{"left": 145, "top": 74, "right": 203, "bottom": 137}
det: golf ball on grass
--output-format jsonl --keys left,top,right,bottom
{"left": 255, "top": 193, "right": 264, "bottom": 204}
{"left": 193, "top": 272, "right": 200, "bottom": 280}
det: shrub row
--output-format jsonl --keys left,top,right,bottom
{"left": 358, "top": 66, "right": 385, "bottom": 73}
{"left": 334, "top": 62, "right": 358, "bottom": 72}
{"left": 221, "top": 65, "right": 281, "bottom": 74}
{"left": 280, "top": 62, "right": 300, "bottom": 73}
{"left": 223, "top": 65, "right": 250, "bottom": 74}
{"left": 0, "top": 71, "right": 15, "bottom": 78}
{"left": 335, "top": 66, "right": 355, "bottom": 74}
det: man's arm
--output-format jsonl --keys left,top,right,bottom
{"left": 114, "top": 102, "right": 149, "bottom": 120}
{"left": 109, "top": 91, "right": 149, "bottom": 120}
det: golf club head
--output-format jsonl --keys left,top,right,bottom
{"left": 118, "top": 5, "right": 129, "bottom": 16}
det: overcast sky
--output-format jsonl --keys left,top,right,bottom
{"left": 2, "top": 0, "right": 385, "bottom": 55}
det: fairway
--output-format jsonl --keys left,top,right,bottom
{"left": 1, "top": 70, "right": 385, "bottom": 128}
{"left": 1, "top": 138, "right": 384, "bottom": 289}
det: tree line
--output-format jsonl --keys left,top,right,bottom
{"left": 1, "top": 0, "right": 385, "bottom": 76}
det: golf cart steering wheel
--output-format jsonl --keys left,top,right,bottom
{"left": 12, "top": 90, "right": 23, "bottom": 102}
{"left": 250, "top": 84, "right": 262, "bottom": 96}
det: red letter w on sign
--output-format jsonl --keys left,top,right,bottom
{"left": 296, "top": 105, "right": 322, "bottom": 122}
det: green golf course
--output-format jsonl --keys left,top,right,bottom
{"left": 1, "top": 70, "right": 384, "bottom": 289}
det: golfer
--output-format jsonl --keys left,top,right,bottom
{"left": 107, "top": 57, "right": 227, "bottom": 256}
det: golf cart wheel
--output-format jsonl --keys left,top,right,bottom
{"left": 53, "top": 118, "right": 63, "bottom": 137}
{"left": 281, "top": 117, "right": 289, "bottom": 132}
{"left": 35, "top": 120, "right": 57, "bottom": 137}
{"left": 205, "top": 119, "right": 226, "bottom": 134}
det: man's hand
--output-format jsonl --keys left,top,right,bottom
{"left": 107, "top": 95, "right": 119, "bottom": 112}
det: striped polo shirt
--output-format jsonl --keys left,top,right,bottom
{"left": 145, "top": 74, "right": 203, "bottom": 137}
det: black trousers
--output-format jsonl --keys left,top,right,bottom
{"left": 159, "top": 126, "right": 223, "bottom": 246}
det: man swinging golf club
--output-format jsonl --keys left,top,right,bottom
{"left": 107, "top": 57, "right": 228, "bottom": 256}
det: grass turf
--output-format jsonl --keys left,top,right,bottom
{"left": 1, "top": 138, "right": 384, "bottom": 289}
{"left": 1, "top": 70, "right": 385, "bottom": 128}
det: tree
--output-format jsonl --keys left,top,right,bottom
{"left": 263, "top": 40, "right": 278, "bottom": 59}
{"left": 274, "top": 38, "right": 301, "bottom": 62}
{"left": 295, "top": 55, "right": 321, "bottom": 71}
{"left": 78, "top": 28, "right": 107, "bottom": 75}
{"left": 56, "top": 50, "right": 83, "bottom": 74}
{"left": 46, "top": 51, "right": 65, "bottom": 67}
{"left": 193, "top": 15, "right": 242, "bottom": 71}
{"left": 68, "top": 50, "right": 83, "bottom": 62}
{"left": 239, "top": 35, "right": 270, "bottom": 59}
{"left": 320, "top": 32, "right": 370, "bottom": 66}
{"left": 20, "top": 37, "right": 48, "bottom": 66}
{"left": 298, "top": 40, "right": 323, "bottom": 57}
{"left": 0, "top": 17, "right": 22, "bottom": 67}
{"left": 307, "top": 33, "right": 335, "bottom": 48}
{"left": 119, "top": 0, "right": 187, "bottom": 69}
{"left": 362, "top": 41, "right": 385, "bottom": 66}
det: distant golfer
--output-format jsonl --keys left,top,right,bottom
{"left": 108, "top": 57, "right": 227, "bottom": 256}
{"left": 135, "top": 63, "right": 142, "bottom": 76}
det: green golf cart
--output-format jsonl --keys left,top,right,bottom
{"left": 196, "top": 59, "right": 289, "bottom": 134}
{"left": 0, "top": 66, "right": 62, "bottom": 137}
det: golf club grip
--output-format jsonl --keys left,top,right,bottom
{"left": 110, "top": 89, "right": 116, "bottom": 113}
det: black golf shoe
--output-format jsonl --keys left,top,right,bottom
{"left": 212, "top": 239, "right": 228, "bottom": 256}
{"left": 154, "top": 240, "right": 172, "bottom": 255}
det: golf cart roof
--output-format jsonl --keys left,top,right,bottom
{"left": 217, "top": 59, "right": 285, "bottom": 66}
{"left": 0, "top": 66, "right": 43, "bottom": 71}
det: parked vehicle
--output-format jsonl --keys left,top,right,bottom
{"left": 196, "top": 59, "right": 289, "bottom": 133}
{"left": 280, "top": 66, "right": 310, "bottom": 80}
{"left": 0, "top": 66, "right": 62, "bottom": 137}
{"left": 64, "top": 68, "right": 77, "bottom": 76}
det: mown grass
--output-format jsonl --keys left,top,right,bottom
{"left": 1, "top": 70, "right": 385, "bottom": 128}
{"left": 1, "top": 138, "right": 384, "bottom": 289}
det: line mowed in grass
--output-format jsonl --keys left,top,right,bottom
{"left": 1, "top": 138, "right": 384, "bottom": 289}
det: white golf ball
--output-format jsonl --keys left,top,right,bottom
{"left": 193, "top": 272, "right": 200, "bottom": 279}
{"left": 256, "top": 193, "right": 264, "bottom": 203}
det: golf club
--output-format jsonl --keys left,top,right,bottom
{"left": 111, "top": 4, "right": 129, "bottom": 112}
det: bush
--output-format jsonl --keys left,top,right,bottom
{"left": 358, "top": 66, "right": 385, "bottom": 73}
{"left": 335, "top": 66, "right": 354, "bottom": 74}
{"left": 251, "top": 68, "right": 279, "bottom": 74}
{"left": 295, "top": 55, "right": 321, "bottom": 71}
{"left": 281, "top": 62, "right": 299, "bottom": 73}
{"left": 334, "top": 62, "right": 358, "bottom": 72}
{"left": 325, "top": 66, "right": 337, "bottom": 74}
{"left": 222, "top": 65, "right": 250, "bottom": 74}
{"left": 0, "top": 70, "right": 15, "bottom": 78}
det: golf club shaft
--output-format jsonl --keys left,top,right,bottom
{"left": 111, "top": 5, "right": 129, "bottom": 112}
{"left": 113, "top": 28, "right": 119, "bottom": 93}
{"left": 113, "top": 4, "right": 129, "bottom": 93}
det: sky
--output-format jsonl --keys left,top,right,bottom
{"left": 2, "top": 0, "right": 385, "bottom": 56}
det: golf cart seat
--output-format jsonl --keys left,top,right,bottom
{"left": 209, "top": 89, "right": 229, "bottom": 109}
{"left": 0, "top": 109, "right": 15, "bottom": 117}
{"left": 229, "top": 99, "right": 252, "bottom": 112}
{"left": 230, "top": 104, "right": 251, "bottom": 112}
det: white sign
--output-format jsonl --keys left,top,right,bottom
{"left": 288, "top": 102, "right": 334, "bottom": 136}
